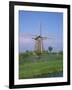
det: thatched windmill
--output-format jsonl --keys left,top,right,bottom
{"left": 32, "top": 23, "right": 47, "bottom": 54}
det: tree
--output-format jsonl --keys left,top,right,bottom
{"left": 59, "top": 51, "right": 63, "bottom": 55}
{"left": 48, "top": 46, "right": 53, "bottom": 53}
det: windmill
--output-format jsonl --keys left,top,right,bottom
{"left": 22, "top": 22, "right": 52, "bottom": 55}
{"left": 32, "top": 23, "right": 47, "bottom": 55}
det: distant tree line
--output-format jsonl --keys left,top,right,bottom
{"left": 20, "top": 46, "right": 63, "bottom": 56}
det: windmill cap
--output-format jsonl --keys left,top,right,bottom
{"left": 35, "top": 35, "right": 42, "bottom": 40}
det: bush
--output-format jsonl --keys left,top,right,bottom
{"left": 59, "top": 51, "right": 63, "bottom": 55}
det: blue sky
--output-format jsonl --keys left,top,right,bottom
{"left": 19, "top": 10, "right": 63, "bottom": 52}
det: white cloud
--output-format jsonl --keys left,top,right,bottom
{"left": 19, "top": 33, "right": 35, "bottom": 52}
{"left": 19, "top": 33, "right": 34, "bottom": 44}
{"left": 20, "top": 37, "right": 34, "bottom": 44}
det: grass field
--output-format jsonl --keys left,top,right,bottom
{"left": 19, "top": 52, "right": 63, "bottom": 79}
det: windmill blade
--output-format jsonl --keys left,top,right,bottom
{"left": 32, "top": 38, "right": 36, "bottom": 39}
{"left": 42, "top": 37, "right": 53, "bottom": 39}
{"left": 20, "top": 33, "right": 37, "bottom": 38}
{"left": 40, "top": 22, "right": 42, "bottom": 36}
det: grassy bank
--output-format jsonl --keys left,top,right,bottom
{"left": 19, "top": 53, "right": 63, "bottom": 79}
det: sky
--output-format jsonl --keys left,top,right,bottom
{"left": 19, "top": 10, "right": 63, "bottom": 53}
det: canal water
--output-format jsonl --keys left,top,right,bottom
{"left": 32, "top": 71, "right": 63, "bottom": 78}
{"left": 46, "top": 71, "right": 63, "bottom": 77}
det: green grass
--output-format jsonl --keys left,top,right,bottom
{"left": 19, "top": 53, "right": 63, "bottom": 79}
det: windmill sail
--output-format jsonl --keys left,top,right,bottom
{"left": 40, "top": 22, "right": 42, "bottom": 36}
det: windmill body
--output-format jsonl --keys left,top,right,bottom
{"left": 34, "top": 36, "right": 44, "bottom": 54}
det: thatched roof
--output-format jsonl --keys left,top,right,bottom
{"left": 35, "top": 35, "right": 42, "bottom": 40}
